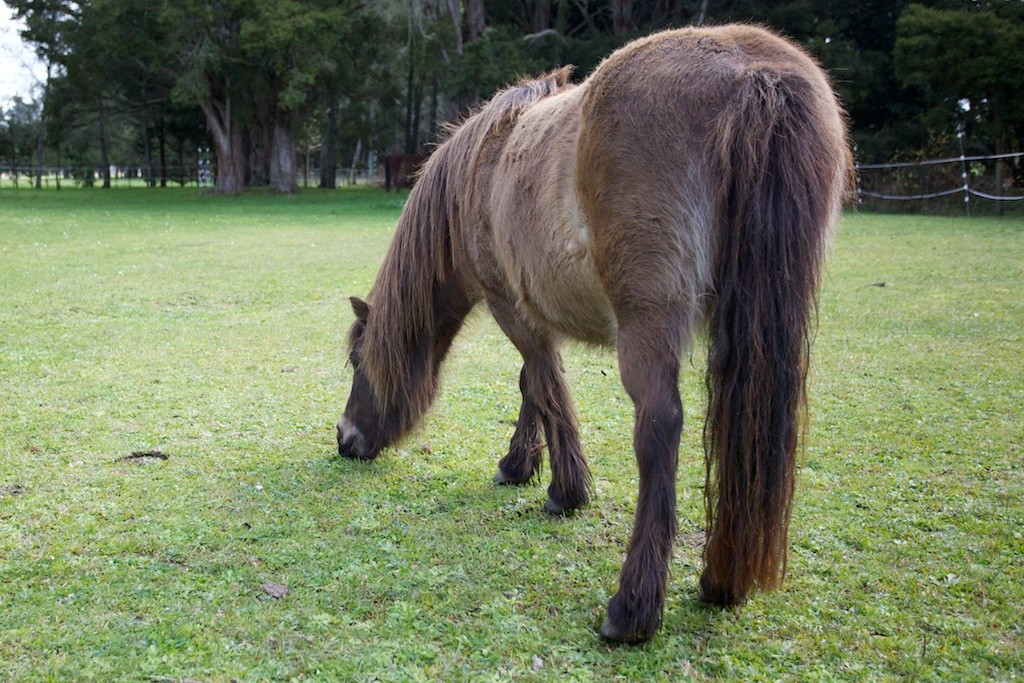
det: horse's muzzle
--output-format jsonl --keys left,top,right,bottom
{"left": 336, "top": 417, "right": 372, "bottom": 459}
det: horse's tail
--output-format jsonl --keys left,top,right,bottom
{"left": 701, "top": 67, "right": 846, "bottom": 605}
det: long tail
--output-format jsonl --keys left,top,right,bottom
{"left": 702, "top": 67, "right": 847, "bottom": 605}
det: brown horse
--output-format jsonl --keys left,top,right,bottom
{"left": 336, "top": 25, "right": 850, "bottom": 643}
{"left": 384, "top": 153, "right": 427, "bottom": 191}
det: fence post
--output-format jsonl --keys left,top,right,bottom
{"left": 853, "top": 143, "right": 863, "bottom": 208}
{"left": 957, "top": 130, "right": 971, "bottom": 218}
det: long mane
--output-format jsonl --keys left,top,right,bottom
{"left": 353, "top": 68, "right": 574, "bottom": 433}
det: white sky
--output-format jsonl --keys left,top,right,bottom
{"left": 0, "top": 5, "right": 46, "bottom": 108}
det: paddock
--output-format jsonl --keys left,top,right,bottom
{"left": 0, "top": 188, "right": 1021, "bottom": 679}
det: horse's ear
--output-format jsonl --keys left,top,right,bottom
{"left": 349, "top": 296, "right": 370, "bottom": 322}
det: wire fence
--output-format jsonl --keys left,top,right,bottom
{"left": 6, "top": 141, "right": 1023, "bottom": 215}
{"left": 855, "top": 134, "right": 1024, "bottom": 215}
{"left": 0, "top": 164, "right": 383, "bottom": 191}
{"left": 0, "top": 166, "right": 205, "bottom": 190}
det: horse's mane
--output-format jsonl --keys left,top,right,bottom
{"left": 354, "top": 68, "right": 574, "bottom": 424}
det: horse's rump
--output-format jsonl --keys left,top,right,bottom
{"left": 481, "top": 26, "right": 847, "bottom": 345}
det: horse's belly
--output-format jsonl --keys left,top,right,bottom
{"left": 498, "top": 198, "right": 616, "bottom": 345}
{"left": 487, "top": 87, "right": 617, "bottom": 345}
{"left": 525, "top": 239, "right": 616, "bottom": 345}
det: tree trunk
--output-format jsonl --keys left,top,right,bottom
{"left": 532, "top": 0, "right": 550, "bottom": 33}
{"left": 200, "top": 94, "right": 246, "bottom": 194}
{"left": 303, "top": 141, "right": 309, "bottom": 188}
{"left": 142, "top": 106, "right": 155, "bottom": 187}
{"left": 428, "top": 74, "right": 440, "bottom": 142}
{"left": 652, "top": 0, "right": 684, "bottom": 26}
{"left": 34, "top": 113, "right": 45, "bottom": 189}
{"left": 10, "top": 124, "right": 17, "bottom": 188}
{"left": 993, "top": 97, "right": 1005, "bottom": 217}
{"left": 349, "top": 139, "right": 362, "bottom": 185}
{"left": 98, "top": 103, "right": 111, "bottom": 189}
{"left": 158, "top": 108, "right": 168, "bottom": 188}
{"left": 694, "top": 0, "right": 709, "bottom": 26}
{"left": 555, "top": 0, "right": 569, "bottom": 34}
{"left": 320, "top": 92, "right": 340, "bottom": 189}
{"left": 411, "top": 74, "right": 424, "bottom": 154}
{"left": 404, "top": 35, "right": 418, "bottom": 154}
{"left": 249, "top": 99, "right": 273, "bottom": 187}
{"left": 269, "top": 111, "right": 298, "bottom": 194}
{"left": 446, "top": 0, "right": 464, "bottom": 55}
{"left": 463, "top": 0, "right": 485, "bottom": 41}
{"left": 612, "top": 0, "right": 634, "bottom": 36}
{"left": 34, "top": 66, "right": 51, "bottom": 189}
{"left": 177, "top": 138, "right": 185, "bottom": 187}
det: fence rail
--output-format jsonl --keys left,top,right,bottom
{"left": 0, "top": 165, "right": 382, "bottom": 190}
{"left": 6, "top": 147, "right": 1022, "bottom": 214}
{"left": 855, "top": 134, "right": 1023, "bottom": 215}
{"left": 0, "top": 166, "right": 204, "bottom": 190}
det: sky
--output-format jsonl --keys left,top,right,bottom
{"left": 0, "top": 5, "right": 46, "bottom": 108}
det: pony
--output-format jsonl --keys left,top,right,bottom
{"left": 383, "top": 152, "right": 428, "bottom": 191}
{"left": 336, "top": 25, "right": 850, "bottom": 643}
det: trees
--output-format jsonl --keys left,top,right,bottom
{"left": 5, "top": 0, "right": 1022, "bottom": 195}
{"left": 9, "top": 0, "right": 366, "bottom": 193}
{"left": 5, "top": 0, "right": 73, "bottom": 184}
{"left": 894, "top": 2, "right": 1024, "bottom": 209}
{"left": 895, "top": 3, "right": 1024, "bottom": 153}
{"left": 1, "top": 98, "right": 42, "bottom": 185}
{"left": 242, "top": 1, "right": 359, "bottom": 193}
{"left": 163, "top": 0, "right": 365, "bottom": 193}
{"left": 8, "top": 0, "right": 207, "bottom": 188}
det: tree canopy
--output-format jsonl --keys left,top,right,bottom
{"left": 4, "top": 0, "right": 1023, "bottom": 193}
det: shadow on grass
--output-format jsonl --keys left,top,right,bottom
{"left": 236, "top": 439, "right": 729, "bottom": 654}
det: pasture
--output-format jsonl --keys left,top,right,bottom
{"left": 1, "top": 188, "right": 1021, "bottom": 681}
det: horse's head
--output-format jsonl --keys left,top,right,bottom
{"left": 337, "top": 296, "right": 400, "bottom": 460}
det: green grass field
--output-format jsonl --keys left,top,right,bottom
{"left": 1, "top": 188, "right": 1021, "bottom": 681}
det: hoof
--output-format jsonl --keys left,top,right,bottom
{"left": 697, "top": 571, "right": 743, "bottom": 607}
{"left": 599, "top": 592, "right": 660, "bottom": 644}
{"left": 494, "top": 444, "right": 541, "bottom": 486}
{"left": 599, "top": 616, "right": 651, "bottom": 645}
{"left": 544, "top": 496, "right": 566, "bottom": 516}
{"left": 544, "top": 493, "right": 587, "bottom": 516}
{"left": 544, "top": 485, "right": 587, "bottom": 516}
{"left": 493, "top": 469, "right": 519, "bottom": 485}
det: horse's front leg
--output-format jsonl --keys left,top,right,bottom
{"left": 601, "top": 314, "right": 685, "bottom": 643}
{"left": 494, "top": 366, "right": 544, "bottom": 485}
{"left": 528, "top": 352, "right": 591, "bottom": 515}
{"left": 487, "top": 298, "right": 591, "bottom": 514}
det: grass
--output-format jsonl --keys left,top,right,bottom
{"left": 1, "top": 188, "right": 1021, "bottom": 681}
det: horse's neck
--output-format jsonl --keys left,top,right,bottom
{"left": 366, "top": 155, "right": 474, "bottom": 410}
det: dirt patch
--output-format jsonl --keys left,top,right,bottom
{"left": 0, "top": 484, "right": 25, "bottom": 498}
{"left": 681, "top": 530, "right": 707, "bottom": 548}
{"left": 120, "top": 450, "right": 170, "bottom": 464}
{"left": 262, "top": 582, "right": 290, "bottom": 599}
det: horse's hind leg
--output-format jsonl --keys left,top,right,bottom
{"left": 488, "top": 298, "right": 591, "bottom": 514}
{"left": 493, "top": 366, "right": 543, "bottom": 485}
{"left": 601, "top": 308, "right": 688, "bottom": 643}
